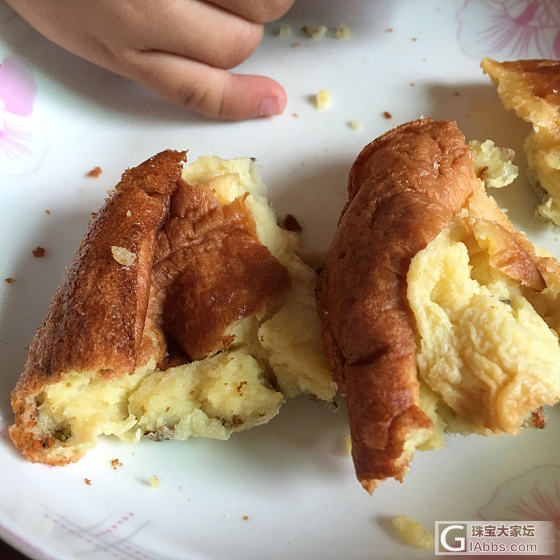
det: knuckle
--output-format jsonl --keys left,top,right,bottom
{"left": 249, "top": 0, "right": 295, "bottom": 23}
{"left": 213, "top": 24, "right": 263, "bottom": 69}
{"left": 179, "top": 78, "right": 222, "bottom": 118}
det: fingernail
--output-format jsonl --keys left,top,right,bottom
{"left": 259, "top": 97, "right": 282, "bottom": 117}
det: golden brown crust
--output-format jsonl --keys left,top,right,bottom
{"left": 318, "top": 118, "right": 560, "bottom": 492}
{"left": 10, "top": 150, "right": 290, "bottom": 465}
{"left": 481, "top": 57, "right": 560, "bottom": 128}
{"left": 317, "top": 120, "right": 479, "bottom": 491}
{"left": 151, "top": 184, "right": 290, "bottom": 360}
{"left": 10, "top": 150, "right": 185, "bottom": 463}
{"left": 14, "top": 150, "right": 184, "bottom": 396}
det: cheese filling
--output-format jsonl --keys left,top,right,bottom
{"left": 408, "top": 222, "right": 560, "bottom": 442}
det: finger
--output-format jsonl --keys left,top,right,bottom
{"left": 125, "top": 50, "right": 287, "bottom": 120}
{"left": 208, "top": 0, "right": 296, "bottom": 23}
{"left": 125, "top": 0, "right": 263, "bottom": 70}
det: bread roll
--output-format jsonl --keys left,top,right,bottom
{"left": 317, "top": 119, "right": 560, "bottom": 493}
{"left": 482, "top": 57, "right": 560, "bottom": 223}
{"left": 10, "top": 150, "right": 335, "bottom": 465}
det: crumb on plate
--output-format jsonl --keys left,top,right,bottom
{"left": 345, "top": 434, "right": 352, "bottom": 455}
{"left": 111, "top": 458, "right": 123, "bottom": 470}
{"left": 84, "top": 478, "right": 92, "bottom": 485}
{"left": 86, "top": 166, "right": 102, "bottom": 178}
{"left": 44, "top": 209, "right": 51, "bottom": 215}
{"left": 242, "top": 515, "right": 249, "bottom": 521}
{"left": 392, "top": 515, "right": 434, "bottom": 550}
{"left": 32, "top": 246, "right": 45, "bottom": 258}
{"left": 302, "top": 25, "right": 327, "bottom": 39}
{"left": 383, "top": 111, "right": 392, "bottom": 119}
{"left": 291, "top": 41, "right": 301, "bottom": 48}
{"left": 315, "top": 89, "right": 332, "bottom": 110}
{"left": 334, "top": 23, "right": 351, "bottom": 39}
{"left": 277, "top": 23, "right": 292, "bottom": 37}
{"left": 149, "top": 475, "right": 160, "bottom": 488}
{"left": 5, "top": 277, "right": 15, "bottom": 284}
{"left": 349, "top": 120, "right": 362, "bottom": 130}
{"left": 282, "top": 214, "right": 303, "bottom": 232}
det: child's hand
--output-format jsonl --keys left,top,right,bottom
{"left": 6, "top": 0, "right": 294, "bottom": 119}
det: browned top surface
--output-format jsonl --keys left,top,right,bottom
{"left": 317, "top": 119, "right": 479, "bottom": 490}
{"left": 151, "top": 182, "right": 290, "bottom": 360}
{"left": 11, "top": 149, "right": 291, "bottom": 465}
{"left": 13, "top": 150, "right": 185, "bottom": 404}
{"left": 492, "top": 58, "right": 560, "bottom": 104}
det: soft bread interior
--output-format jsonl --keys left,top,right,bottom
{"left": 405, "top": 144, "right": 560, "bottom": 454}
{"left": 26, "top": 157, "right": 334, "bottom": 458}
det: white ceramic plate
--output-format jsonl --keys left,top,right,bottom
{"left": 1, "top": 1, "right": 559, "bottom": 559}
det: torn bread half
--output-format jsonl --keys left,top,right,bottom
{"left": 482, "top": 56, "right": 560, "bottom": 223}
{"left": 10, "top": 150, "right": 335, "bottom": 465}
{"left": 316, "top": 119, "right": 560, "bottom": 493}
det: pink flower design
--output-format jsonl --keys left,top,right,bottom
{"left": 457, "top": 0, "right": 560, "bottom": 60}
{"left": 478, "top": 464, "right": 560, "bottom": 554}
{"left": 0, "top": 56, "right": 48, "bottom": 176}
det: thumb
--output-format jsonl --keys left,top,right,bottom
{"left": 125, "top": 51, "right": 287, "bottom": 120}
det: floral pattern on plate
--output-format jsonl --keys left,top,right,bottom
{"left": 0, "top": 57, "right": 48, "bottom": 177}
{"left": 457, "top": 0, "right": 560, "bottom": 60}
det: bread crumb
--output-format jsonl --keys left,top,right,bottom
{"left": 277, "top": 23, "right": 292, "bottom": 36}
{"left": 345, "top": 434, "right": 352, "bottom": 455}
{"left": 149, "top": 475, "right": 160, "bottom": 488}
{"left": 282, "top": 214, "right": 303, "bottom": 232}
{"left": 291, "top": 113, "right": 298, "bottom": 118}
{"left": 242, "top": 515, "right": 249, "bottom": 521}
{"left": 334, "top": 23, "right": 351, "bottom": 39}
{"left": 411, "top": 37, "right": 417, "bottom": 41}
{"left": 110, "top": 458, "right": 123, "bottom": 470}
{"left": 86, "top": 166, "right": 102, "bottom": 178}
{"left": 5, "top": 277, "right": 15, "bottom": 284}
{"left": 392, "top": 515, "right": 434, "bottom": 550}
{"left": 44, "top": 209, "right": 51, "bottom": 215}
{"left": 32, "top": 246, "right": 45, "bottom": 258}
{"left": 84, "top": 478, "right": 92, "bottom": 486}
{"left": 349, "top": 120, "right": 362, "bottom": 130}
{"left": 291, "top": 42, "right": 301, "bottom": 48}
{"left": 126, "top": 210, "right": 132, "bottom": 217}
{"left": 315, "top": 89, "right": 332, "bottom": 110}
{"left": 386, "top": 27, "right": 393, "bottom": 32}
{"left": 410, "top": 82, "right": 415, "bottom": 87}
{"left": 111, "top": 245, "right": 136, "bottom": 267}
{"left": 383, "top": 111, "right": 392, "bottom": 119}
{"left": 303, "top": 25, "right": 327, "bottom": 39}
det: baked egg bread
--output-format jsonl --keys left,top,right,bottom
{"left": 316, "top": 119, "right": 560, "bottom": 493}
{"left": 482, "top": 57, "right": 560, "bottom": 223}
{"left": 10, "top": 150, "right": 335, "bottom": 465}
